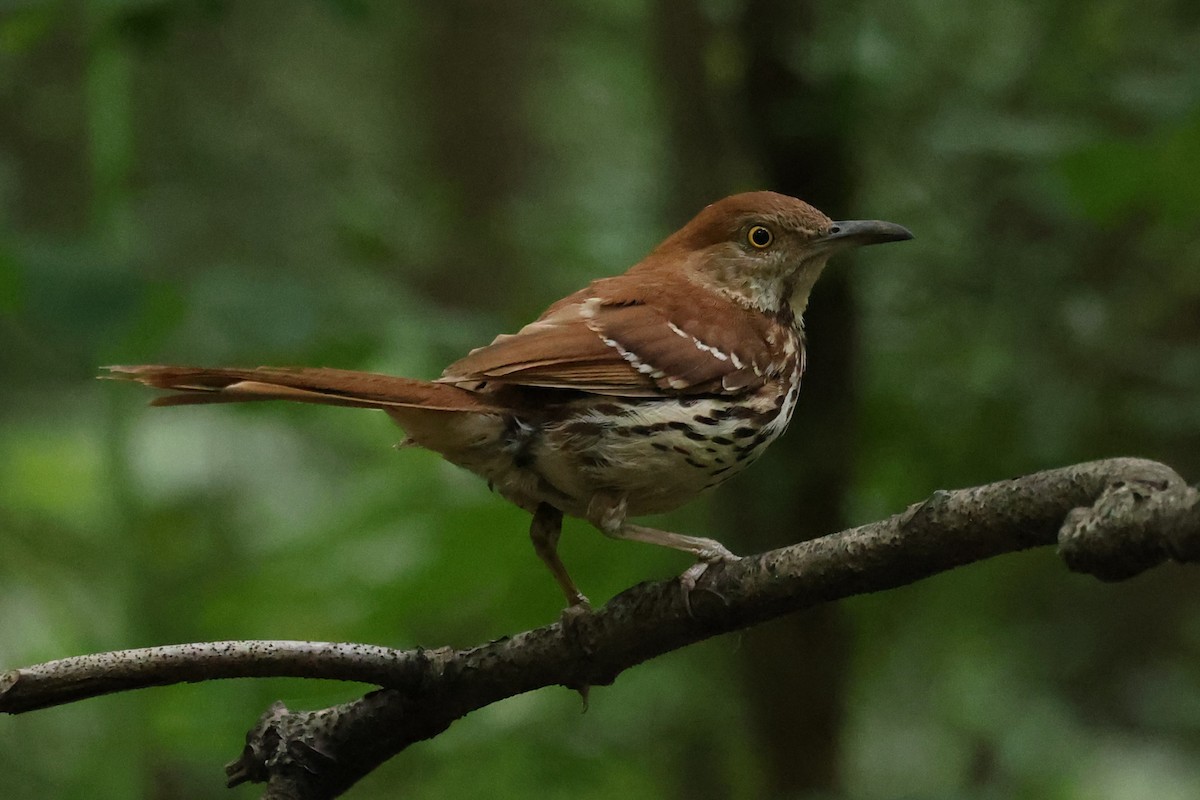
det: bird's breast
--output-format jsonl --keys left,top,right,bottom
{"left": 401, "top": 332, "right": 805, "bottom": 522}
{"left": 532, "top": 358, "right": 803, "bottom": 518}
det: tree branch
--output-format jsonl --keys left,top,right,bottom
{"left": 3, "top": 457, "right": 1197, "bottom": 798}
{"left": 0, "top": 641, "right": 445, "bottom": 714}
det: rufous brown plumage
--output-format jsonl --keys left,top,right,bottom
{"left": 107, "top": 191, "right": 912, "bottom": 607}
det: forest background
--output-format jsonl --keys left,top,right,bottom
{"left": 2, "top": 1, "right": 1199, "bottom": 798}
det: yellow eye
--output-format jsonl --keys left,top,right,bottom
{"left": 747, "top": 225, "right": 773, "bottom": 249}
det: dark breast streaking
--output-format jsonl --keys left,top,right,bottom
{"left": 488, "top": 331, "right": 804, "bottom": 520}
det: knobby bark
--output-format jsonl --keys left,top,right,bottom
{"left": 3, "top": 457, "right": 1198, "bottom": 799}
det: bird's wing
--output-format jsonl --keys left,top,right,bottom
{"left": 440, "top": 279, "right": 777, "bottom": 396}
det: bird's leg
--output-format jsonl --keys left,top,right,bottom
{"left": 587, "top": 493, "right": 739, "bottom": 608}
{"left": 607, "top": 523, "right": 739, "bottom": 563}
{"left": 530, "top": 503, "right": 590, "bottom": 608}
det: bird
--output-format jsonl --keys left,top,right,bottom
{"left": 106, "top": 191, "right": 912, "bottom": 608}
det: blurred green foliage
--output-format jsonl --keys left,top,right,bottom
{"left": 1, "top": 1, "right": 1199, "bottom": 798}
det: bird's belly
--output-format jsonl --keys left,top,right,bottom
{"left": 535, "top": 389, "right": 795, "bottom": 518}
{"left": 394, "top": 380, "right": 800, "bottom": 522}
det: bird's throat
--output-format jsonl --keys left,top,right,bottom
{"left": 786, "top": 257, "right": 830, "bottom": 320}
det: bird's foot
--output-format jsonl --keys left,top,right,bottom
{"left": 560, "top": 595, "right": 593, "bottom": 620}
{"left": 558, "top": 595, "right": 596, "bottom": 655}
{"left": 680, "top": 549, "right": 740, "bottom": 616}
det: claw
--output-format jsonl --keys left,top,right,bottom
{"left": 558, "top": 599, "right": 596, "bottom": 656}
{"left": 679, "top": 554, "right": 740, "bottom": 616}
{"left": 560, "top": 598, "right": 593, "bottom": 621}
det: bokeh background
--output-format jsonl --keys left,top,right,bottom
{"left": 3, "top": 1, "right": 1200, "bottom": 798}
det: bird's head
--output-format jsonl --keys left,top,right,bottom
{"left": 645, "top": 191, "right": 913, "bottom": 317}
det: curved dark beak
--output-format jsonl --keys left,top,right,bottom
{"left": 824, "top": 219, "right": 914, "bottom": 247}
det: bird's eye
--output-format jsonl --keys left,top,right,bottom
{"left": 747, "top": 225, "right": 773, "bottom": 249}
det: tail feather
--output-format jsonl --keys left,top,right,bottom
{"left": 103, "top": 365, "right": 499, "bottom": 412}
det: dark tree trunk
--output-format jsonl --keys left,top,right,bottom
{"left": 725, "top": 0, "right": 860, "bottom": 794}
{"left": 650, "top": 1, "right": 858, "bottom": 795}
{"left": 412, "top": 0, "right": 547, "bottom": 311}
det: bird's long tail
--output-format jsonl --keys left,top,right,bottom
{"left": 103, "top": 365, "right": 498, "bottom": 412}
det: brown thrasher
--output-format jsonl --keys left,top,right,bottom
{"left": 107, "top": 192, "right": 911, "bottom": 607}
